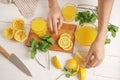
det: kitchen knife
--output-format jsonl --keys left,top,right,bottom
{"left": 0, "top": 46, "right": 32, "bottom": 77}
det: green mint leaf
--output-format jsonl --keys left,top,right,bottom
{"left": 71, "top": 69, "right": 77, "bottom": 74}
{"left": 38, "top": 41, "right": 50, "bottom": 52}
{"left": 105, "top": 38, "right": 111, "bottom": 44}
{"left": 110, "top": 30, "right": 116, "bottom": 38}
{"left": 63, "top": 67, "right": 68, "bottom": 72}
{"left": 30, "top": 38, "right": 38, "bottom": 59}
{"left": 65, "top": 73, "right": 71, "bottom": 78}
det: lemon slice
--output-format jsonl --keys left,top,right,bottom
{"left": 79, "top": 67, "right": 87, "bottom": 80}
{"left": 71, "top": 65, "right": 79, "bottom": 76}
{"left": 14, "top": 30, "right": 27, "bottom": 42}
{"left": 52, "top": 56, "right": 62, "bottom": 69}
{"left": 74, "top": 52, "right": 85, "bottom": 65}
{"left": 4, "top": 27, "right": 14, "bottom": 39}
{"left": 12, "top": 18, "right": 24, "bottom": 30}
{"left": 63, "top": 41, "right": 73, "bottom": 51}
{"left": 60, "top": 33, "right": 71, "bottom": 39}
{"left": 58, "top": 36, "right": 71, "bottom": 49}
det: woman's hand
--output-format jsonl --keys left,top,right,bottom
{"left": 47, "top": 6, "right": 63, "bottom": 34}
{"left": 84, "top": 39, "right": 105, "bottom": 68}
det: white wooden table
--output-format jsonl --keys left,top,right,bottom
{"left": 0, "top": 0, "right": 120, "bottom": 80}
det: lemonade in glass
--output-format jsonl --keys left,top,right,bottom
{"left": 62, "top": 4, "right": 78, "bottom": 22}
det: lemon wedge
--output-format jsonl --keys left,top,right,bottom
{"left": 4, "top": 27, "right": 14, "bottom": 39}
{"left": 14, "top": 30, "right": 27, "bottom": 42}
{"left": 79, "top": 67, "right": 87, "bottom": 80}
{"left": 52, "top": 56, "right": 62, "bottom": 69}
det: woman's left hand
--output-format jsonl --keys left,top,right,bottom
{"left": 84, "top": 39, "right": 105, "bottom": 68}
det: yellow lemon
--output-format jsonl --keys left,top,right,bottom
{"left": 62, "top": 4, "right": 77, "bottom": 22}
{"left": 14, "top": 30, "right": 27, "bottom": 42}
{"left": 12, "top": 18, "right": 24, "bottom": 30}
{"left": 31, "top": 18, "right": 47, "bottom": 36}
{"left": 75, "top": 25, "right": 97, "bottom": 46}
{"left": 74, "top": 52, "right": 85, "bottom": 66}
{"left": 4, "top": 27, "right": 14, "bottom": 39}
{"left": 79, "top": 67, "right": 87, "bottom": 80}
{"left": 58, "top": 36, "right": 71, "bottom": 49}
{"left": 66, "top": 58, "right": 77, "bottom": 70}
{"left": 60, "top": 33, "right": 71, "bottom": 39}
{"left": 63, "top": 41, "right": 73, "bottom": 51}
{"left": 52, "top": 56, "right": 62, "bottom": 69}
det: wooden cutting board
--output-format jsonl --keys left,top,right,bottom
{"left": 26, "top": 23, "right": 77, "bottom": 53}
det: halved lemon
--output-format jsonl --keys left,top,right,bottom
{"left": 14, "top": 30, "right": 27, "bottom": 42}
{"left": 12, "top": 18, "right": 24, "bottom": 30}
{"left": 52, "top": 56, "right": 62, "bottom": 69}
{"left": 60, "top": 33, "right": 71, "bottom": 39}
{"left": 79, "top": 67, "right": 87, "bottom": 80}
{"left": 66, "top": 58, "right": 79, "bottom": 76}
{"left": 4, "top": 27, "right": 14, "bottom": 39}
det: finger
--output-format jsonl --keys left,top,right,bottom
{"left": 58, "top": 17, "right": 63, "bottom": 30}
{"left": 93, "top": 59, "right": 102, "bottom": 67}
{"left": 47, "top": 16, "right": 53, "bottom": 32}
{"left": 52, "top": 17, "right": 58, "bottom": 34}
{"left": 86, "top": 57, "right": 97, "bottom": 68}
{"left": 84, "top": 50, "right": 93, "bottom": 66}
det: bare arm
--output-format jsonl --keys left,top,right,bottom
{"left": 97, "top": 0, "right": 114, "bottom": 43}
{"left": 85, "top": 0, "right": 114, "bottom": 68}
{"left": 48, "top": 0, "right": 63, "bottom": 34}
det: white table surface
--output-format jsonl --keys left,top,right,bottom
{"left": 0, "top": 0, "right": 120, "bottom": 80}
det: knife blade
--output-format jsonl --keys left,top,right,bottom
{"left": 0, "top": 46, "right": 32, "bottom": 77}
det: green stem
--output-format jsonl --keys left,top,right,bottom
{"left": 56, "top": 73, "right": 66, "bottom": 80}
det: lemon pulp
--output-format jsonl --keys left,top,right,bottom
{"left": 62, "top": 4, "right": 77, "bottom": 22}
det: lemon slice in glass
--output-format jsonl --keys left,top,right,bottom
{"left": 52, "top": 56, "right": 62, "bottom": 69}
{"left": 14, "top": 30, "right": 27, "bottom": 42}
{"left": 4, "top": 27, "right": 14, "bottom": 39}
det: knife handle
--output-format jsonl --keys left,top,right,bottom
{"left": 0, "top": 46, "right": 10, "bottom": 59}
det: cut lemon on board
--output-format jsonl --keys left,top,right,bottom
{"left": 14, "top": 30, "right": 27, "bottom": 42}
{"left": 79, "top": 67, "right": 87, "bottom": 80}
{"left": 52, "top": 56, "right": 62, "bottom": 69}
{"left": 60, "top": 33, "right": 71, "bottom": 39}
{"left": 12, "top": 18, "right": 24, "bottom": 30}
{"left": 4, "top": 27, "right": 14, "bottom": 39}
{"left": 58, "top": 36, "right": 71, "bottom": 49}
{"left": 31, "top": 18, "right": 47, "bottom": 36}
{"left": 58, "top": 33, "right": 73, "bottom": 51}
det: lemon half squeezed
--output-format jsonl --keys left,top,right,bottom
{"left": 12, "top": 18, "right": 24, "bottom": 30}
{"left": 4, "top": 27, "right": 14, "bottom": 39}
{"left": 52, "top": 56, "right": 62, "bottom": 69}
{"left": 14, "top": 30, "right": 27, "bottom": 42}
